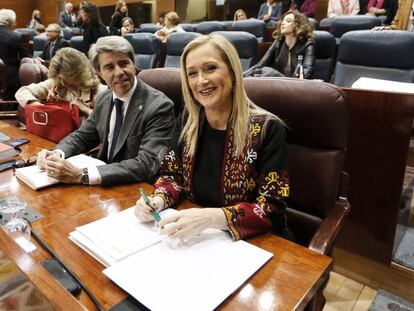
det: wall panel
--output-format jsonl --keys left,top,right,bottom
{"left": 0, "top": 0, "right": 35, "bottom": 28}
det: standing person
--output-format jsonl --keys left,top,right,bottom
{"left": 244, "top": 10, "right": 315, "bottom": 79}
{"left": 59, "top": 3, "right": 79, "bottom": 28}
{"left": 154, "top": 11, "right": 185, "bottom": 43}
{"left": 365, "top": 0, "right": 390, "bottom": 16}
{"left": 79, "top": 2, "right": 108, "bottom": 50}
{"left": 36, "top": 36, "right": 175, "bottom": 186}
{"left": 327, "top": 0, "right": 360, "bottom": 17}
{"left": 109, "top": 0, "right": 128, "bottom": 35}
{"left": 37, "top": 24, "right": 69, "bottom": 61}
{"left": 16, "top": 47, "right": 107, "bottom": 119}
{"left": 135, "top": 34, "right": 289, "bottom": 241}
{"left": 258, "top": 0, "right": 283, "bottom": 26}
{"left": 375, "top": 0, "right": 413, "bottom": 29}
{"left": 28, "top": 10, "right": 44, "bottom": 30}
{"left": 0, "top": 9, "right": 28, "bottom": 100}
{"left": 290, "top": 0, "right": 317, "bottom": 17}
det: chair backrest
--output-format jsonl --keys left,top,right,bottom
{"left": 314, "top": 30, "right": 336, "bottom": 82}
{"left": 139, "top": 24, "right": 163, "bottom": 33}
{"left": 332, "top": 30, "right": 414, "bottom": 87}
{"left": 128, "top": 33, "right": 161, "bottom": 70}
{"left": 138, "top": 68, "right": 348, "bottom": 246}
{"left": 179, "top": 23, "right": 195, "bottom": 32}
{"left": 196, "top": 21, "right": 226, "bottom": 34}
{"left": 330, "top": 16, "right": 381, "bottom": 39}
{"left": 15, "top": 28, "right": 36, "bottom": 40}
{"left": 70, "top": 36, "right": 87, "bottom": 53}
{"left": 212, "top": 31, "right": 258, "bottom": 71}
{"left": 33, "top": 35, "right": 48, "bottom": 58}
{"left": 164, "top": 32, "right": 201, "bottom": 68}
{"left": 139, "top": 68, "right": 183, "bottom": 116}
{"left": 307, "top": 17, "right": 319, "bottom": 30}
{"left": 63, "top": 28, "right": 74, "bottom": 40}
{"left": 19, "top": 62, "right": 48, "bottom": 86}
{"left": 244, "top": 77, "right": 348, "bottom": 245}
{"left": 231, "top": 19, "right": 266, "bottom": 42}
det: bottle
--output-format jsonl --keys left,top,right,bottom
{"left": 295, "top": 55, "right": 304, "bottom": 79}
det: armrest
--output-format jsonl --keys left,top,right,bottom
{"left": 308, "top": 172, "right": 351, "bottom": 256}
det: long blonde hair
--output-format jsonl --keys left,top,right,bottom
{"left": 48, "top": 47, "right": 100, "bottom": 91}
{"left": 180, "top": 34, "right": 269, "bottom": 156}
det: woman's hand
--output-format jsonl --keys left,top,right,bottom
{"left": 134, "top": 195, "right": 165, "bottom": 222}
{"left": 159, "top": 208, "right": 228, "bottom": 242}
{"left": 47, "top": 85, "right": 58, "bottom": 102}
{"left": 44, "top": 155, "right": 82, "bottom": 184}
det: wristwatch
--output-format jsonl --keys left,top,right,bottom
{"left": 80, "top": 168, "right": 89, "bottom": 185}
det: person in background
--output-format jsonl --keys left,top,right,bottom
{"left": 28, "top": 10, "right": 44, "bottom": 30}
{"left": 156, "top": 11, "right": 167, "bottom": 26}
{"left": 34, "top": 24, "right": 46, "bottom": 36}
{"left": 109, "top": 0, "right": 128, "bottom": 35}
{"left": 258, "top": 0, "right": 283, "bottom": 26}
{"left": 375, "top": 0, "right": 413, "bottom": 29}
{"left": 59, "top": 3, "right": 79, "bottom": 28}
{"left": 154, "top": 11, "right": 185, "bottom": 43}
{"left": 135, "top": 34, "right": 289, "bottom": 242}
{"left": 36, "top": 36, "right": 175, "bottom": 186}
{"left": 327, "top": 0, "right": 360, "bottom": 18}
{"left": 244, "top": 10, "right": 314, "bottom": 78}
{"left": 37, "top": 24, "right": 69, "bottom": 61}
{"left": 382, "top": 0, "right": 398, "bottom": 24}
{"left": 79, "top": 2, "right": 108, "bottom": 50}
{"left": 234, "top": 9, "right": 248, "bottom": 21}
{"left": 0, "top": 9, "right": 28, "bottom": 100}
{"left": 290, "top": 0, "right": 317, "bottom": 17}
{"left": 120, "top": 17, "right": 136, "bottom": 36}
{"left": 16, "top": 47, "right": 106, "bottom": 119}
{"left": 365, "top": 0, "right": 390, "bottom": 16}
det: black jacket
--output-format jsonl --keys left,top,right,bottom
{"left": 41, "top": 37, "right": 69, "bottom": 60}
{"left": 109, "top": 12, "right": 126, "bottom": 35}
{"left": 82, "top": 22, "right": 108, "bottom": 49}
{"left": 244, "top": 38, "right": 315, "bottom": 79}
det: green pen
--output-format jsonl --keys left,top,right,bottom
{"left": 139, "top": 188, "right": 161, "bottom": 223}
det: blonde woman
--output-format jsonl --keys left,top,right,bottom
{"left": 109, "top": 0, "right": 128, "bottom": 35}
{"left": 234, "top": 9, "right": 248, "bottom": 21}
{"left": 28, "top": 9, "right": 44, "bottom": 29}
{"left": 15, "top": 47, "right": 107, "bottom": 118}
{"left": 154, "top": 11, "right": 185, "bottom": 43}
{"left": 135, "top": 34, "right": 289, "bottom": 242}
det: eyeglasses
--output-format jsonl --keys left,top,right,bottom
{"left": 13, "top": 155, "right": 37, "bottom": 170}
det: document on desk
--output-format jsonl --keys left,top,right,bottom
{"left": 15, "top": 154, "right": 106, "bottom": 190}
{"left": 103, "top": 229, "right": 273, "bottom": 311}
{"left": 352, "top": 77, "right": 414, "bottom": 94}
{"left": 69, "top": 207, "right": 177, "bottom": 267}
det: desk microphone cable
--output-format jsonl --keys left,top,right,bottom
{"left": 30, "top": 226, "right": 106, "bottom": 311}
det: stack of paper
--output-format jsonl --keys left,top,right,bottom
{"left": 69, "top": 207, "right": 274, "bottom": 311}
{"left": 0, "top": 143, "right": 19, "bottom": 163}
{"left": 15, "top": 154, "right": 106, "bottom": 190}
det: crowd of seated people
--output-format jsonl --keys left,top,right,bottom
{"left": 109, "top": 0, "right": 128, "bottom": 35}
{"left": 154, "top": 11, "right": 185, "bottom": 43}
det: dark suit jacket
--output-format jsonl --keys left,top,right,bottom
{"left": 109, "top": 12, "right": 126, "bottom": 35}
{"left": 56, "top": 78, "right": 176, "bottom": 185}
{"left": 257, "top": 2, "right": 283, "bottom": 21}
{"left": 59, "top": 11, "right": 77, "bottom": 28}
{"left": 0, "top": 25, "right": 29, "bottom": 98}
{"left": 40, "top": 38, "right": 69, "bottom": 60}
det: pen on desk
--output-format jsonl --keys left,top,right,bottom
{"left": 139, "top": 188, "right": 161, "bottom": 223}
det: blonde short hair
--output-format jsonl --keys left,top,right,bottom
{"left": 48, "top": 47, "right": 100, "bottom": 91}
{"left": 180, "top": 34, "right": 269, "bottom": 156}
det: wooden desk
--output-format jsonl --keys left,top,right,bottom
{"left": 0, "top": 122, "right": 332, "bottom": 311}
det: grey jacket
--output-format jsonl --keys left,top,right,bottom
{"left": 244, "top": 38, "right": 315, "bottom": 79}
{"left": 57, "top": 78, "right": 176, "bottom": 185}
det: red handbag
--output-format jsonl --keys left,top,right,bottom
{"left": 25, "top": 102, "right": 80, "bottom": 143}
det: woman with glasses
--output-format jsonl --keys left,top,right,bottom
{"left": 15, "top": 47, "right": 107, "bottom": 119}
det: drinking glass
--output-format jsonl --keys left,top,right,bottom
{"left": 0, "top": 198, "right": 31, "bottom": 251}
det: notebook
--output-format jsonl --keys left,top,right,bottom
{"left": 69, "top": 207, "right": 273, "bottom": 311}
{"left": 15, "top": 154, "right": 106, "bottom": 190}
{"left": 0, "top": 142, "right": 19, "bottom": 162}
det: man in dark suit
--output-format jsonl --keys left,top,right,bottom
{"left": 38, "top": 24, "right": 69, "bottom": 61}
{"left": 37, "top": 36, "right": 176, "bottom": 186}
{"left": 0, "top": 9, "right": 29, "bottom": 99}
{"left": 59, "top": 3, "right": 78, "bottom": 28}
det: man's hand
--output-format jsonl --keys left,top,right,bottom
{"left": 45, "top": 155, "right": 82, "bottom": 184}
{"left": 36, "top": 149, "right": 57, "bottom": 169}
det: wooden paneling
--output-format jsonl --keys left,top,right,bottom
{"left": 0, "top": 0, "right": 35, "bottom": 28}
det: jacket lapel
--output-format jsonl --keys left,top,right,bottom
{"left": 96, "top": 92, "right": 113, "bottom": 161}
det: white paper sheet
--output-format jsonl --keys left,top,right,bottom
{"left": 352, "top": 77, "right": 414, "bottom": 94}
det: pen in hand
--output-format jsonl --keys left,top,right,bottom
{"left": 139, "top": 188, "right": 161, "bottom": 223}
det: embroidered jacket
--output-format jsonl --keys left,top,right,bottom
{"left": 153, "top": 113, "right": 289, "bottom": 240}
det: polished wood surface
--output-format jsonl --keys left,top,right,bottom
{"left": 337, "top": 88, "right": 414, "bottom": 263}
{"left": 0, "top": 121, "right": 332, "bottom": 310}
